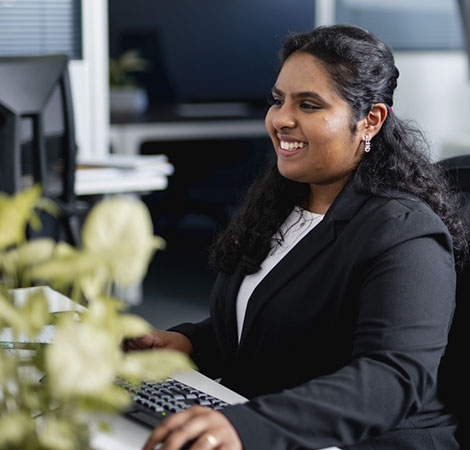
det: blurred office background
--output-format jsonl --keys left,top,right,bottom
{"left": 1, "top": 0, "right": 469, "bottom": 328}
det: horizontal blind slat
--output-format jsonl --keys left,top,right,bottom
{"left": 0, "top": 0, "right": 82, "bottom": 59}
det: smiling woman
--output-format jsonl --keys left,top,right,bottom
{"left": 128, "top": 25, "right": 467, "bottom": 450}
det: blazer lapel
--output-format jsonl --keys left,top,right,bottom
{"left": 214, "top": 268, "right": 245, "bottom": 355}
{"left": 238, "top": 183, "right": 370, "bottom": 347}
{"left": 238, "top": 214, "right": 335, "bottom": 346}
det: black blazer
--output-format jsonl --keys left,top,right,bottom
{"left": 172, "top": 183, "right": 458, "bottom": 450}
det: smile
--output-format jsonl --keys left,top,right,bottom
{"left": 279, "top": 140, "right": 307, "bottom": 151}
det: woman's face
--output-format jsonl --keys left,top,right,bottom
{"left": 265, "top": 52, "right": 364, "bottom": 189}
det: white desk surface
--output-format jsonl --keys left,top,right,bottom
{"left": 90, "top": 370, "right": 339, "bottom": 450}
{"left": 91, "top": 369, "right": 248, "bottom": 450}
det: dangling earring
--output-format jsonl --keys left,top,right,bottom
{"left": 363, "top": 135, "right": 371, "bottom": 153}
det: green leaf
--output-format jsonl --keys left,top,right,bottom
{"left": 46, "top": 320, "right": 119, "bottom": 398}
{"left": 21, "top": 289, "right": 50, "bottom": 337}
{"left": 30, "top": 249, "right": 100, "bottom": 284}
{"left": 116, "top": 314, "right": 152, "bottom": 339}
{"left": 37, "top": 417, "right": 80, "bottom": 450}
{"left": 0, "top": 290, "right": 24, "bottom": 331}
{"left": 0, "top": 349, "right": 18, "bottom": 386}
{"left": 1, "top": 239, "right": 55, "bottom": 281}
{"left": 16, "top": 239, "right": 56, "bottom": 269}
{"left": 118, "top": 349, "right": 195, "bottom": 383}
{"left": 76, "top": 384, "right": 131, "bottom": 412}
{"left": 81, "top": 197, "right": 159, "bottom": 287}
{"left": 0, "top": 185, "right": 42, "bottom": 250}
{"left": 0, "top": 412, "right": 35, "bottom": 448}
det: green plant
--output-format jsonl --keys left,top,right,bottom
{"left": 109, "top": 49, "right": 149, "bottom": 87}
{"left": 0, "top": 186, "right": 193, "bottom": 450}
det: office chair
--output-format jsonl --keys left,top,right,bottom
{"left": 0, "top": 54, "right": 82, "bottom": 244}
{"left": 437, "top": 154, "right": 470, "bottom": 449}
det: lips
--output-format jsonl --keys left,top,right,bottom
{"left": 277, "top": 135, "right": 308, "bottom": 156}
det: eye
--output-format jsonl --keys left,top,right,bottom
{"left": 300, "top": 102, "right": 320, "bottom": 111}
{"left": 267, "top": 93, "right": 284, "bottom": 107}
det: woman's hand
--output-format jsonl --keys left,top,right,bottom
{"left": 142, "top": 406, "right": 242, "bottom": 450}
{"left": 122, "top": 330, "right": 193, "bottom": 356}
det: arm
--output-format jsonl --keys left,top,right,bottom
{"left": 221, "top": 234, "right": 456, "bottom": 449}
{"left": 121, "top": 318, "right": 214, "bottom": 359}
{"left": 122, "top": 328, "right": 194, "bottom": 355}
{"left": 122, "top": 318, "right": 222, "bottom": 377}
{"left": 169, "top": 318, "right": 225, "bottom": 378}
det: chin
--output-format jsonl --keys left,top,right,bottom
{"left": 277, "top": 166, "right": 307, "bottom": 184}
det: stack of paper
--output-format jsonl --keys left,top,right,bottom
{"left": 75, "top": 154, "right": 174, "bottom": 195}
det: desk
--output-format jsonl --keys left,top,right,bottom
{"left": 8, "top": 288, "right": 340, "bottom": 450}
{"left": 90, "top": 370, "right": 340, "bottom": 450}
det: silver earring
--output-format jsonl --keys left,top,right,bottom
{"left": 364, "top": 135, "right": 371, "bottom": 153}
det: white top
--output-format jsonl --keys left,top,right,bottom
{"left": 236, "top": 207, "right": 324, "bottom": 342}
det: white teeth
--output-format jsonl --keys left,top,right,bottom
{"left": 280, "top": 140, "right": 306, "bottom": 150}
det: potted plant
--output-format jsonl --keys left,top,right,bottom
{"left": 0, "top": 186, "right": 193, "bottom": 450}
{"left": 109, "top": 49, "right": 150, "bottom": 114}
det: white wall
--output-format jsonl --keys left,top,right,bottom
{"left": 394, "top": 51, "right": 470, "bottom": 161}
{"left": 315, "top": 1, "right": 470, "bottom": 162}
{"left": 69, "top": 0, "right": 109, "bottom": 159}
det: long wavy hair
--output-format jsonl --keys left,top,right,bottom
{"left": 209, "top": 25, "right": 468, "bottom": 275}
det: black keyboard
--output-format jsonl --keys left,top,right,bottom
{"left": 118, "top": 378, "right": 229, "bottom": 428}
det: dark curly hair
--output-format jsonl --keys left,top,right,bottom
{"left": 209, "top": 25, "right": 468, "bottom": 275}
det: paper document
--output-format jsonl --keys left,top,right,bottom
{"left": 0, "top": 324, "right": 56, "bottom": 348}
{"left": 0, "top": 287, "right": 86, "bottom": 348}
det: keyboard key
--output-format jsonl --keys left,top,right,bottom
{"left": 118, "top": 377, "right": 229, "bottom": 428}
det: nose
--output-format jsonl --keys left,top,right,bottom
{"left": 271, "top": 103, "right": 297, "bottom": 131}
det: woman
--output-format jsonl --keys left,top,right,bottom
{"left": 129, "top": 25, "right": 467, "bottom": 449}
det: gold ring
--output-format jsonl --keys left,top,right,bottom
{"left": 205, "top": 433, "right": 218, "bottom": 446}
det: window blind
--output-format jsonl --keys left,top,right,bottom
{"left": 336, "top": 0, "right": 464, "bottom": 50}
{"left": 0, "top": 0, "right": 82, "bottom": 59}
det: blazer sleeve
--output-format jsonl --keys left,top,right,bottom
{"left": 169, "top": 318, "right": 224, "bottom": 378}
{"left": 221, "top": 227, "right": 456, "bottom": 449}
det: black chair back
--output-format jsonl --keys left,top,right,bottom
{"left": 437, "top": 155, "right": 470, "bottom": 449}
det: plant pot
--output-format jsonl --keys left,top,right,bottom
{"left": 110, "top": 86, "right": 149, "bottom": 114}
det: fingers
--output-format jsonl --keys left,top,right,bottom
{"left": 122, "top": 330, "right": 193, "bottom": 355}
{"left": 121, "top": 336, "right": 153, "bottom": 352}
{"left": 121, "top": 331, "right": 164, "bottom": 352}
{"left": 142, "top": 406, "right": 242, "bottom": 450}
{"left": 143, "top": 407, "right": 199, "bottom": 448}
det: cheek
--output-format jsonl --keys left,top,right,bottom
{"left": 319, "top": 116, "right": 354, "bottom": 149}
{"left": 265, "top": 108, "right": 274, "bottom": 131}
{"left": 321, "top": 115, "right": 344, "bottom": 137}
{"left": 265, "top": 109, "right": 277, "bottom": 143}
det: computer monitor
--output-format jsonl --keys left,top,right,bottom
{"left": 0, "top": 54, "right": 76, "bottom": 200}
{"left": 0, "top": 54, "right": 79, "bottom": 242}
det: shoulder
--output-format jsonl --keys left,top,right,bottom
{"left": 365, "top": 194, "right": 448, "bottom": 234}
{"left": 342, "top": 192, "right": 454, "bottom": 258}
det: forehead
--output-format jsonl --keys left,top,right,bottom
{"left": 276, "top": 52, "right": 343, "bottom": 102}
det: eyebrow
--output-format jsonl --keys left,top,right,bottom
{"left": 271, "top": 86, "right": 327, "bottom": 104}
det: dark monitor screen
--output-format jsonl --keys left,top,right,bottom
{"left": 0, "top": 55, "right": 76, "bottom": 200}
{"left": 108, "top": 0, "right": 316, "bottom": 107}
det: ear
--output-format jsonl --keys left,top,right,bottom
{"left": 358, "top": 103, "right": 388, "bottom": 139}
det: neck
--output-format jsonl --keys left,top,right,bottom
{"left": 307, "top": 178, "right": 349, "bottom": 214}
